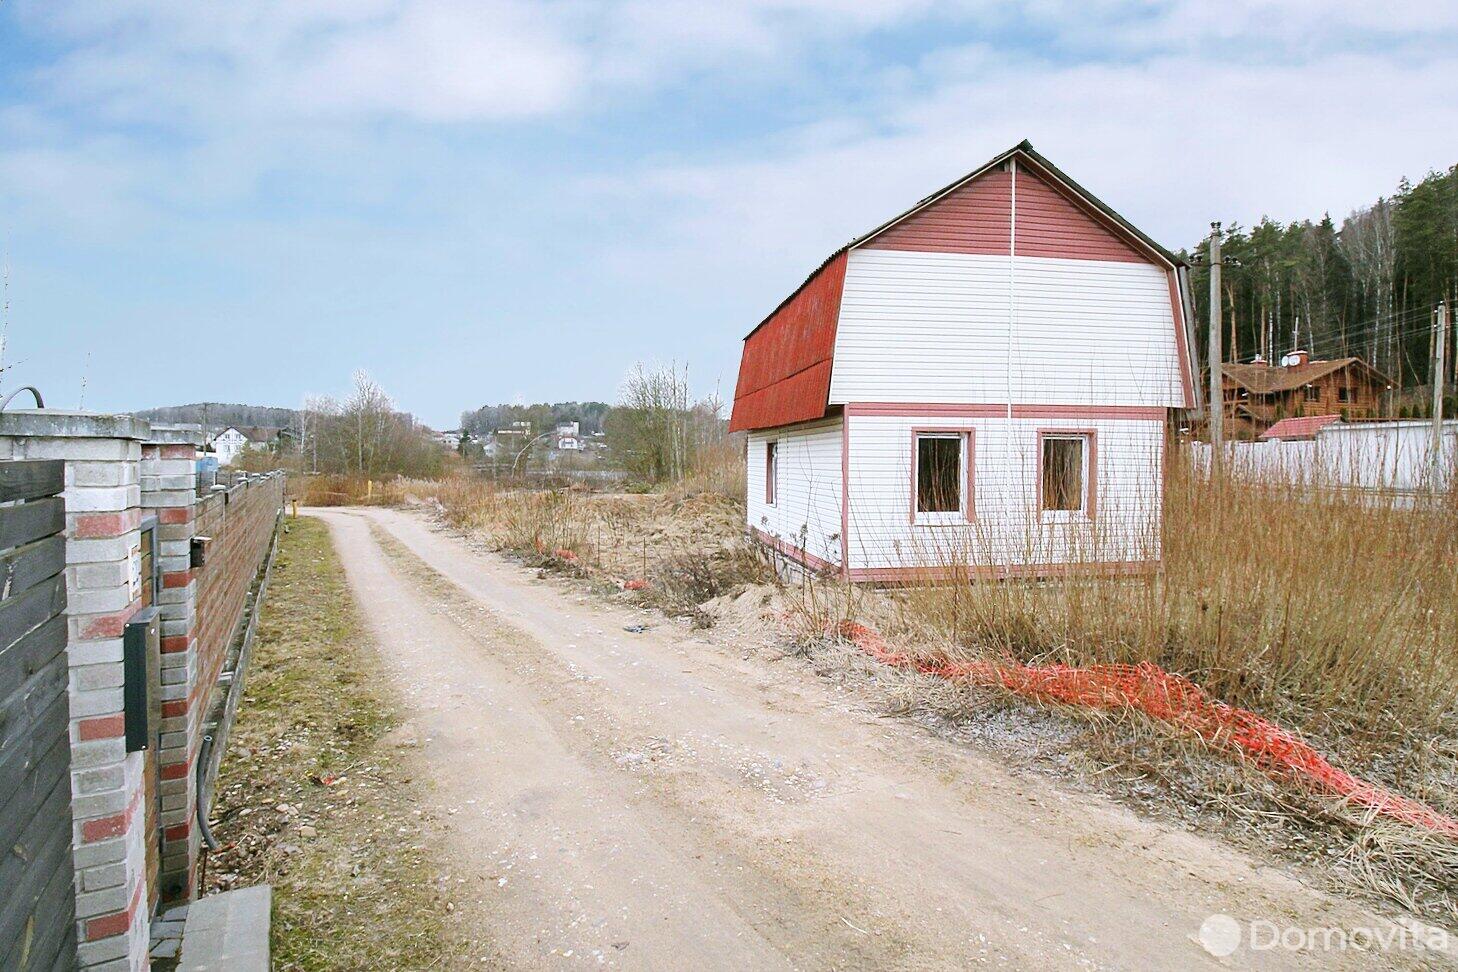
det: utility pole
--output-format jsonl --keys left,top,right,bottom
{"left": 1431, "top": 301, "right": 1447, "bottom": 480}
{"left": 1207, "top": 222, "right": 1224, "bottom": 471}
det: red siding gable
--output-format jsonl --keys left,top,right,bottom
{"left": 729, "top": 253, "right": 847, "bottom": 432}
{"left": 863, "top": 165, "right": 1147, "bottom": 263}
{"left": 864, "top": 170, "right": 1011, "bottom": 254}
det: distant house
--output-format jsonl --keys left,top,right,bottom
{"left": 211, "top": 427, "right": 249, "bottom": 465}
{"left": 210, "top": 426, "right": 286, "bottom": 465}
{"left": 554, "top": 422, "right": 583, "bottom": 451}
{"left": 728, "top": 140, "right": 1197, "bottom": 582}
{"left": 1222, "top": 352, "right": 1389, "bottom": 439}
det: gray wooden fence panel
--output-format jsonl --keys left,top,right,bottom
{"left": 0, "top": 460, "right": 75, "bottom": 972}
{"left": 0, "top": 460, "right": 62, "bottom": 504}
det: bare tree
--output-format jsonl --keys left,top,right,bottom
{"left": 1340, "top": 200, "right": 1398, "bottom": 371}
{"left": 606, "top": 362, "right": 727, "bottom": 483}
{"left": 303, "top": 372, "right": 447, "bottom": 478}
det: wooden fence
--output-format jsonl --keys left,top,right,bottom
{"left": 0, "top": 460, "right": 75, "bottom": 971}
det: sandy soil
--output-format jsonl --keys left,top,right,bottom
{"left": 310, "top": 506, "right": 1447, "bottom": 970}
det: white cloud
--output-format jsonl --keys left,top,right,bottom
{"left": 585, "top": 44, "right": 1458, "bottom": 311}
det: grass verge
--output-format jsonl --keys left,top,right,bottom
{"left": 204, "top": 515, "right": 471, "bottom": 970}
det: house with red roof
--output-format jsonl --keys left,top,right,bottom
{"left": 728, "top": 141, "right": 1199, "bottom": 582}
{"left": 1259, "top": 414, "right": 1343, "bottom": 441}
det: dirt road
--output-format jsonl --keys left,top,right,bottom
{"left": 312, "top": 507, "right": 1437, "bottom": 970}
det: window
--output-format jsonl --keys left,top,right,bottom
{"left": 1337, "top": 386, "right": 1354, "bottom": 404}
{"left": 915, "top": 434, "right": 963, "bottom": 516}
{"left": 764, "top": 441, "right": 778, "bottom": 505}
{"left": 1304, "top": 385, "right": 1321, "bottom": 402}
{"left": 1041, "top": 434, "right": 1090, "bottom": 515}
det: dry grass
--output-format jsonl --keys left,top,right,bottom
{"left": 206, "top": 515, "right": 479, "bottom": 970}
{"left": 882, "top": 460, "right": 1458, "bottom": 757}
{"left": 293, "top": 474, "right": 409, "bottom": 507}
{"left": 376, "top": 456, "right": 1458, "bottom": 923}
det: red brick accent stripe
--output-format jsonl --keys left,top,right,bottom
{"left": 77, "top": 714, "right": 125, "bottom": 741}
{"left": 159, "top": 507, "right": 192, "bottom": 524}
{"left": 80, "top": 603, "right": 143, "bottom": 640}
{"left": 162, "top": 569, "right": 193, "bottom": 588}
{"left": 85, "top": 880, "right": 145, "bottom": 942}
{"left": 73, "top": 509, "right": 141, "bottom": 539}
{"left": 161, "top": 634, "right": 192, "bottom": 654}
{"left": 79, "top": 786, "right": 144, "bottom": 844}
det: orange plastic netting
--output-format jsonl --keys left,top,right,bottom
{"left": 833, "top": 620, "right": 1458, "bottom": 838}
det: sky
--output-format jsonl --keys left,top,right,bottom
{"left": 2, "top": 1, "right": 1457, "bottom": 429}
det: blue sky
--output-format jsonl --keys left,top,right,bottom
{"left": 3, "top": 1, "right": 1457, "bottom": 428}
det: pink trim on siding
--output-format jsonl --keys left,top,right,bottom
{"left": 845, "top": 402, "right": 1167, "bottom": 421}
{"left": 908, "top": 428, "right": 977, "bottom": 524}
{"left": 1036, "top": 428, "right": 1099, "bottom": 522}
{"left": 750, "top": 526, "right": 838, "bottom": 575}
{"left": 1167, "top": 270, "right": 1196, "bottom": 408}
{"left": 846, "top": 560, "right": 1158, "bottom": 584}
{"left": 840, "top": 419, "right": 851, "bottom": 580}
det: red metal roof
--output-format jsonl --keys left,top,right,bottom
{"left": 728, "top": 252, "right": 847, "bottom": 432}
{"left": 1259, "top": 414, "right": 1342, "bottom": 441}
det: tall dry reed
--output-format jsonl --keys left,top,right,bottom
{"left": 888, "top": 456, "right": 1458, "bottom": 748}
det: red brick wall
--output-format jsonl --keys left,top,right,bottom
{"left": 192, "top": 476, "right": 284, "bottom": 744}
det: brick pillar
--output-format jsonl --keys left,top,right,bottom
{"left": 0, "top": 411, "right": 152, "bottom": 972}
{"left": 141, "top": 426, "right": 203, "bottom": 902}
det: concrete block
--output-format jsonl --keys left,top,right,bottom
{"left": 64, "top": 484, "right": 136, "bottom": 513}
{"left": 160, "top": 539, "right": 191, "bottom": 558}
{"left": 69, "top": 685, "right": 125, "bottom": 719}
{"left": 75, "top": 880, "right": 130, "bottom": 919}
{"left": 82, "top": 861, "right": 128, "bottom": 892}
{"left": 66, "top": 535, "right": 134, "bottom": 564}
{"left": 69, "top": 586, "right": 136, "bottom": 614}
{"left": 72, "top": 836, "right": 126, "bottom": 870}
{"left": 152, "top": 585, "right": 188, "bottom": 606}
{"left": 160, "top": 615, "right": 195, "bottom": 637}
{"left": 72, "top": 560, "right": 131, "bottom": 590}
{"left": 177, "top": 886, "right": 271, "bottom": 972}
{"left": 71, "top": 462, "right": 136, "bottom": 488}
{"left": 70, "top": 736, "right": 126, "bottom": 770}
{"left": 141, "top": 474, "right": 195, "bottom": 492}
{"left": 67, "top": 638, "right": 126, "bottom": 666}
{"left": 74, "top": 763, "right": 127, "bottom": 795}
{"left": 141, "top": 489, "right": 194, "bottom": 508}
{"left": 71, "top": 662, "right": 126, "bottom": 692}
{"left": 72, "top": 785, "right": 129, "bottom": 819}
{"left": 76, "top": 933, "right": 129, "bottom": 967}
{"left": 16, "top": 438, "right": 137, "bottom": 462}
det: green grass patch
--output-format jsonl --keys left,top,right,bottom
{"left": 206, "top": 515, "right": 471, "bottom": 971}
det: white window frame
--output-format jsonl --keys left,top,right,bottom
{"left": 764, "top": 440, "right": 778, "bottom": 506}
{"left": 912, "top": 431, "right": 970, "bottom": 526}
{"left": 1039, "top": 432, "right": 1093, "bottom": 524}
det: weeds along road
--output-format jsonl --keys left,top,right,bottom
{"left": 311, "top": 507, "right": 1419, "bottom": 971}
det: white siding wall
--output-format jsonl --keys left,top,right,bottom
{"left": 846, "top": 414, "right": 1164, "bottom": 571}
{"left": 829, "top": 249, "right": 1183, "bottom": 407}
{"left": 746, "top": 418, "right": 844, "bottom": 568}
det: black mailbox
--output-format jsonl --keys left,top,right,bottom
{"left": 123, "top": 607, "right": 161, "bottom": 752}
